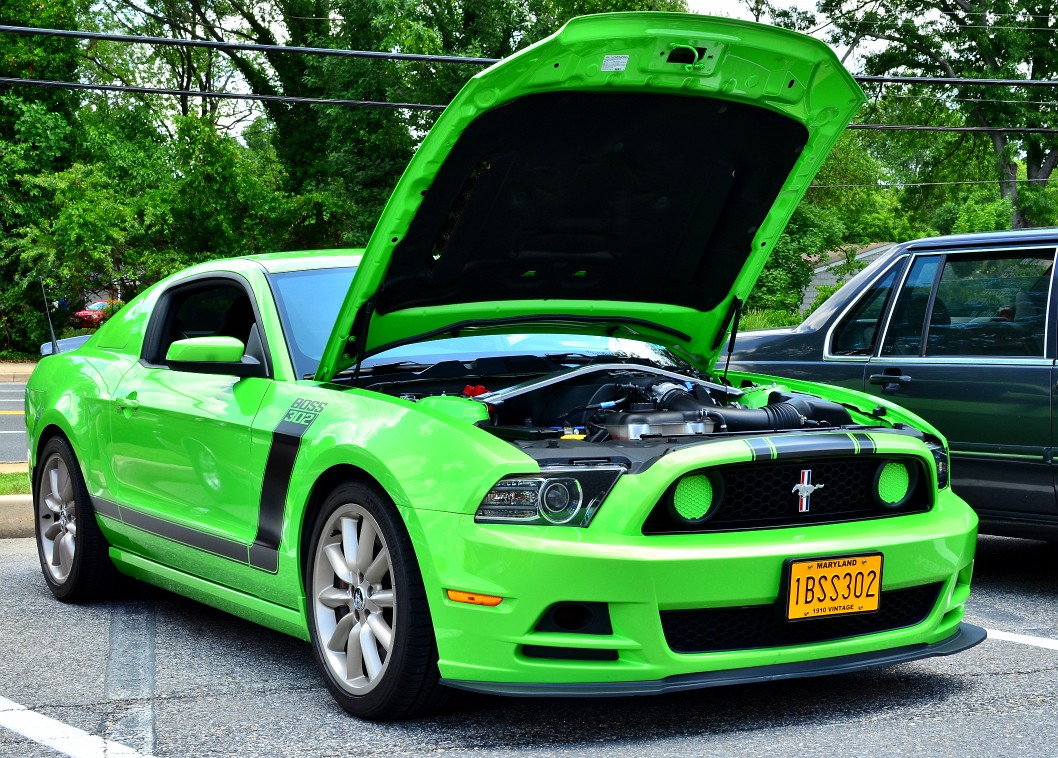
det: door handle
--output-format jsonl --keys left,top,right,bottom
{"left": 115, "top": 394, "right": 140, "bottom": 412}
{"left": 868, "top": 374, "right": 911, "bottom": 385}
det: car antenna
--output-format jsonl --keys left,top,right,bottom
{"left": 39, "top": 277, "right": 61, "bottom": 356}
{"left": 722, "top": 297, "right": 744, "bottom": 384}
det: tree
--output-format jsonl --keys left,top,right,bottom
{"left": 0, "top": 0, "right": 79, "bottom": 356}
{"left": 817, "top": 0, "right": 1058, "bottom": 228}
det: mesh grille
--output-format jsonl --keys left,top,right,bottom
{"left": 674, "top": 475, "right": 713, "bottom": 520}
{"left": 878, "top": 461, "right": 911, "bottom": 503}
{"left": 644, "top": 456, "right": 930, "bottom": 534}
{"left": 660, "top": 582, "right": 943, "bottom": 654}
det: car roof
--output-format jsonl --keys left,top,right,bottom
{"left": 239, "top": 249, "right": 364, "bottom": 274}
{"left": 899, "top": 227, "right": 1058, "bottom": 253}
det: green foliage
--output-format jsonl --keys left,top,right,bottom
{"left": 750, "top": 204, "right": 846, "bottom": 312}
{"left": 740, "top": 308, "right": 799, "bottom": 330}
{"left": 950, "top": 192, "right": 1014, "bottom": 235}
{"left": 817, "top": 0, "right": 1058, "bottom": 229}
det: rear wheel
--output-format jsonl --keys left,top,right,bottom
{"left": 34, "top": 437, "right": 117, "bottom": 602}
{"left": 306, "top": 481, "right": 446, "bottom": 720}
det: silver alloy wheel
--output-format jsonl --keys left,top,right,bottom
{"left": 312, "top": 502, "right": 396, "bottom": 695}
{"left": 38, "top": 452, "right": 78, "bottom": 584}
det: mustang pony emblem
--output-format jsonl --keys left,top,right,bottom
{"left": 792, "top": 470, "right": 823, "bottom": 513}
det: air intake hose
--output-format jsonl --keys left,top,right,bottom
{"left": 650, "top": 382, "right": 807, "bottom": 432}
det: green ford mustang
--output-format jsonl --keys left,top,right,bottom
{"left": 25, "top": 12, "right": 983, "bottom": 720}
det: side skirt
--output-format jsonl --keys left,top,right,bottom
{"left": 109, "top": 547, "right": 310, "bottom": 641}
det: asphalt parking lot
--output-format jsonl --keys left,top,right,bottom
{"left": 1, "top": 534, "right": 1057, "bottom": 757}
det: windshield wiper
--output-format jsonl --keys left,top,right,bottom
{"left": 336, "top": 360, "right": 430, "bottom": 377}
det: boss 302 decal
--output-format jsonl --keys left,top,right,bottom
{"left": 251, "top": 399, "right": 329, "bottom": 571}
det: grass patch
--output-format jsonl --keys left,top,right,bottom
{"left": 740, "top": 308, "right": 800, "bottom": 331}
{"left": 0, "top": 472, "right": 30, "bottom": 496}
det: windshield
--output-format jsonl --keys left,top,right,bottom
{"left": 269, "top": 266, "right": 358, "bottom": 378}
{"left": 365, "top": 334, "right": 687, "bottom": 372}
{"left": 269, "top": 266, "right": 690, "bottom": 378}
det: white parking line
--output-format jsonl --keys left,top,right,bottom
{"left": 0, "top": 696, "right": 151, "bottom": 757}
{"left": 986, "top": 628, "right": 1058, "bottom": 651}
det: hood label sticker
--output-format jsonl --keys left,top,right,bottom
{"left": 601, "top": 55, "right": 629, "bottom": 72}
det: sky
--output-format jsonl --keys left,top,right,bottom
{"left": 685, "top": 1, "right": 756, "bottom": 19}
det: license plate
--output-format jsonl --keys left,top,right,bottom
{"left": 785, "top": 554, "right": 883, "bottom": 621}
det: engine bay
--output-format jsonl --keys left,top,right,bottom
{"left": 349, "top": 357, "right": 878, "bottom": 454}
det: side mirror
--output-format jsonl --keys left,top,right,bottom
{"left": 166, "top": 336, "right": 266, "bottom": 378}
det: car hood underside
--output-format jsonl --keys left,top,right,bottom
{"left": 316, "top": 12, "right": 865, "bottom": 382}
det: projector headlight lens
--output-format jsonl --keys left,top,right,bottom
{"left": 476, "top": 466, "right": 624, "bottom": 527}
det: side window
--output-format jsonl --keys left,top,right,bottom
{"left": 883, "top": 252, "right": 1053, "bottom": 358}
{"left": 145, "top": 280, "right": 265, "bottom": 367}
{"left": 881, "top": 256, "right": 942, "bottom": 356}
{"left": 829, "top": 265, "right": 899, "bottom": 356}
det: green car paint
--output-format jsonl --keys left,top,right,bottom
{"left": 316, "top": 12, "right": 866, "bottom": 380}
{"left": 25, "top": 13, "right": 981, "bottom": 720}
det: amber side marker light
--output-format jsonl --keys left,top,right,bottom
{"left": 447, "top": 589, "right": 503, "bottom": 606}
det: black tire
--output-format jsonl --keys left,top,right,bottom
{"left": 34, "top": 436, "right": 118, "bottom": 602}
{"left": 305, "top": 481, "right": 447, "bottom": 720}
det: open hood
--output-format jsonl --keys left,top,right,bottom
{"left": 316, "top": 12, "right": 864, "bottom": 382}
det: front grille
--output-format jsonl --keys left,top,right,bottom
{"left": 643, "top": 456, "right": 931, "bottom": 534}
{"left": 660, "top": 582, "right": 943, "bottom": 654}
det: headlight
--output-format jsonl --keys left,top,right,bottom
{"left": 475, "top": 465, "right": 625, "bottom": 527}
{"left": 925, "top": 441, "right": 950, "bottom": 489}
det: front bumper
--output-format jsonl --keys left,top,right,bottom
{"left": 407, "top": 487, "right": 977, "bottom": 689}
{"left": 444, "top": 623, "right": 987, "bottom": 696}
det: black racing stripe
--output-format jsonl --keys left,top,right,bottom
{"left": 850, "top": 432, "right": 877, "bottom": 455}
{"left": 252, "top": 426, "right": 303, "bottom": 572}
{"left": 93, "top": 497, "right": 121, "bottom": 519}
{"left": 112, "top": 500, "right": 249, "bottom": 563}
{"left": 765, "top": 434, "right": 858, "bottom": 460}
{"left": 746, "top": 438, "right": 773, "bottom": 461}
{"left": 251, "top": 399, "right": 326, "bottom": 573}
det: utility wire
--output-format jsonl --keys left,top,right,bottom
{"left": 857, "top": 75, "right": 1058, "bottom": 88}
{"left": 809, "top": 178, "right": 1052, "bottom": 189}
{"left": 7, "top": 75, "right": 1058, "bottom": 131}
{"left": 0, "top": 24, "right": 499, "bottom": 65}
{"left": 848, "top": 124, "right": 1058, "bottom": 133}
{"left": 7, "top": 24, "right": 1058, "bottom": 90}
{"left": 0, "top": 76, "right": 446, "bottom": 110}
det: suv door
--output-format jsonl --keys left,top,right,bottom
{"left": 867, "top": 247, "right": 1056, "bottom": 522}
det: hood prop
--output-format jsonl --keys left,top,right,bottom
{"left": 348, "top": 298, "right": 375, "bottom": 382}
{"left": 721, "top": 297, "right": 744, "bottom": 385}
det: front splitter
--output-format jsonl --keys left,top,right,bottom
{"left": 442, "top": 623, "right": 987, "bottom": 697}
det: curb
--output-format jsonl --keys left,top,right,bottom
{"left": 0, "top": 373, "right": 32, "bottom": 383}
{"left": 0, "top": 494, "right": 32, "bottom": 538}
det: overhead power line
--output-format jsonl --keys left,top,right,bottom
{"left": 0, "top": 76, "right": 445, "bottom": 111}
{"left": 6, "top": 75, "right": 1058, "bottom": 132}
{"left": 849, "top": 124, "right": 1058, "bottom": 134}
{"left": 858, "top": 75, "right": 1058, "bottom": 88}
{"left": 810, "top": 177, "right": 1053, "bottom": 189}
{"left": 0, "top": 24, "right": 499, "bottom": 65}
{"left": 7, "top": 24, "right": 1058, "bottom": 91}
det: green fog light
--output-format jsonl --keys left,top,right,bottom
{"left": 875, "top": 460, "right": 915, "bottom": 508}
{"left": 669, "top": 473, "right": 719, "bottom": 524}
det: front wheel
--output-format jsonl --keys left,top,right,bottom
{"left": 306, "top": 481, "right": 446, "bottom": 719}
{"left": 34, "top": 436, "right": 117, "bottom": 602}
